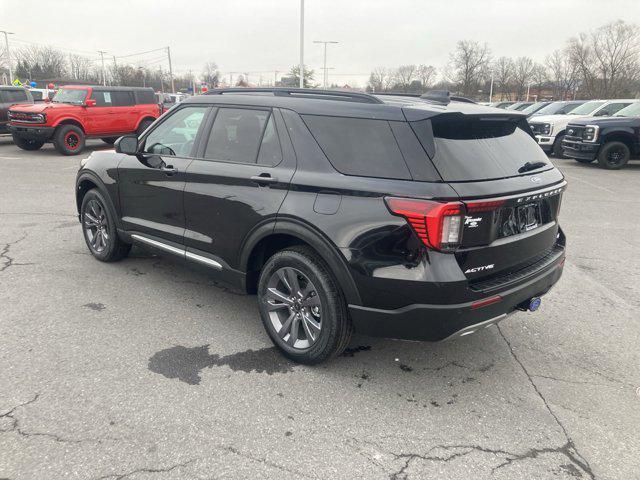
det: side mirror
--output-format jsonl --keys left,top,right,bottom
{"left": 85, "top": 98, "right": 96, "bottom": 107}
{"left": 115, "top": 135, "right": 139, "bottom": 155}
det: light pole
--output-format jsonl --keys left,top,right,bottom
{"left": 1, "top": 30, "right": 14, "bottom": 84}
{"left": 98, "top": 50, "right": 107, "bottom": 86}
{"left": 299, "top": 0, "right": 304, "bottom": 88}
{"left": 314, "top": 40, "right": 338, "bottom": 89}
{"left": 488, "top": 70, "right": 494, "bottom": 103}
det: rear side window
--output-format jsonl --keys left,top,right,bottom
{"left": 412, "top": 117, "right": 551, "bottom": 182}
{"left": 2, "top": 89, "right": 28, "bottom": 103}
{"left": 302, "top": 115, "right": 411, "bottom": 180}
{"left": 135, "top": 90, "right": 156, "bottom": 105}
{"left": 31, "top": 91, "right": 43, "bottom": 101}
{"left": 111, "top": 91, "right": 134, "bottom": 106}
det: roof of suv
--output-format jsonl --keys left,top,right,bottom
{"left": 60, "top": 85, "right": 154, "bottom": 92}
{"left": 184, "top": 88, "right": 525, "bottom": 122}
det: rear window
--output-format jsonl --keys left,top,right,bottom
{"left": 412, "top": 116, "right": 551, "bottom": 182}
{"left": 302, "top": 115, "right": 411, "bottom": 180}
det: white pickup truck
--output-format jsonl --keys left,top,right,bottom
{"left": 528, "top": 99, "right": 636, "bottom": 157}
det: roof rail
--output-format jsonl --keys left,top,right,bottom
{"left": 205, "top": 87, "right": 384, "bottom": 104}
{"left": 373, "top": 92, "right": 422, "bottom": 98}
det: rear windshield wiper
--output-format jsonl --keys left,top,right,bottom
{"left": 518, "top": 161, "right": 548, "bottom": 173}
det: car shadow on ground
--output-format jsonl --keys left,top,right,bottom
{"left": 0, "top": 135, "right": 113, "bottom": 156}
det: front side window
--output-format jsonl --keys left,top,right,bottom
{"left": 2, "top": 89, "right": 29, "bottom": 102}
{"left": 90, "top": 91, "right": 113, "bottom": 106}
{"left": 614, "top": 102, "right": 640, "bottom": 117}
{"left": 595, "top": 102, "right": 632, "bottom": 116}
{"left": 568, "top": 101, "right": 606, "bottom": 115}
{"left": 143, "top": 106, "right": 207, "bottom": 157}
{"left": 52, "top": 89, "right": 88, "bottom": 105}
{"left": 203, "top": 108, "right": 272, "bottom": 163}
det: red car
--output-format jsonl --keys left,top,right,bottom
{"left": 8, "top": 85, "right": 160, "bottom": 155}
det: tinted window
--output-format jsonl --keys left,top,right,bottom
{"left": 90, "top": 91, "right": 113, "bottom": 106}
{"left": 135, "top": 90, "right": 156, "bottom": 105}
{"left": 568, "top": 101, "right": 606, "bottom": 115}
{"left": 111, "top": 91, "right": 135, "bottom": 107}
{"left": 30, "top": 91, "right": 44, "bottom": 101}
{"left": 412, "top": 117, "right": 551, "bottom": 181}
{"left": 143, "top": 106, "right": 207, "bottom": 157}
{"left": 302, "top": 115, "right": 411, "bottom": 180}
{"left": 2, "top": 89, "right": 28, "bottom": 103}
{"left": 204, "top": 108, "right": 269, "bottom": 163}
{"left": 256, "top": 115, "right": 283, "bottom": 166}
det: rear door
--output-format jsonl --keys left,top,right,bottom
{"left": 118, "top": 105, "right": 209, "bottom": 245}
{"left": 411, "top": 114, "right": 566, "bottom": 285}
{"left": 182, "top": 106, "right": 296, "bottom": 270}
{"left": 110, "top": 90, "right": 137, "bottom": 133}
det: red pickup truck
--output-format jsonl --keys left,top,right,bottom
{"left": 8, "top": 85, "right": 160, "bottom": 155}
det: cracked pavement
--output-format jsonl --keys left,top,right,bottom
{"left": 0, "top": 137, "right": 639, "bottom": 479}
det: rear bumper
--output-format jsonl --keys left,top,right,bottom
{"left": 7, "top": 124, "right": 55, "bottom": 141}
{"left": 349, "top": 251, "right": 564, "bottom": 341}
{"left": 561, "top": 138, "right": 599, "bottom": 160}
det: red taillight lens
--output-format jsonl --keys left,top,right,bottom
{"left": 465, "top": 199, "right": 506, "bottom": 213}
{"left": 385, "top": 197, "right": 465, "bottom": 252}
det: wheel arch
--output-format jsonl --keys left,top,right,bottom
{"left": 241, "top": 219, "right": 362, "bottom": 306}
{"left": 75, "top": 171, "right": 122, "bottom": 230}
{"left": 53, "top": 117, "right": 85, "bottom": 132}
{"left": 601, "top": 132, "right": 635, "bottom": 152}
{"left": 135, "top": 116, "right": 156, "bottom": 131}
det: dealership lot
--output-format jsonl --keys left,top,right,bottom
{"left": 0, "top": 136, "right": 638, "bottom": 479}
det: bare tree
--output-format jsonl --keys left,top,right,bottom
{"left": 416, "top": 64, "right": 437, "bottom": 90}
{"left": 546, "top": 48, "right": 578, "bottom": 99}
{"left": 448, "top": 40, "right": 491, "bottom": 97}
{"left": 393, "top": 65, "right": 418, "bottom": 92}
{"left": 591, "top": 20, "right": 640, "bottom": 97}
{"left": 202, "top": 61, "right": 220, "bottom": 87}
{"left": 15, "top": 45, "right": 67, "bottom": 80}
{"left": 367, "top": 66, "right": 392, "bottom": 92}
{"left": 493, "top": 56, "right": 515, "bottom": 100}
{"left": 68, "top": 54, "right": 98, "bottom": 82}
{"left": 512, "top": 57, "right": 536, "bottom": 100}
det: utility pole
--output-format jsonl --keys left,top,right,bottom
{"left": 1, "top": 30, "right": 14, "bottom": 84}
{"left": 488, "top": 70, "right": 494, "bottom": 102}
{"left": 313, "top": 40, "right": 338, "bottom": 89}
{"left": 299, "top": 0, "right": 304, "bottom": 88}
{"left": 112, "top": 55, "right": 118, "bottom": 85}
{"left": 159, "top": 65, "right": 164, "bottom": 93}
{"left": 98, "top": 50, "right": 107, "bottom": 86}
{"left": 274, "top": 70, "right": 278, "bottom": 86}
{"left": 166, "top": 46, "right": 175, "bottom": 93}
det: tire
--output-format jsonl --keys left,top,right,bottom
{"left": 574, "top": 157, "right": 595, "bottom": 164}
{"left": 101, "top": 137, "right": 118, "bottom": 145}
{"left": 136, "top": 119, "right": 154, "bottom": 136}
{"left": 597, "top": 141, "right": 630, "bottom": 170}
{"left": 552, "top": 134, "right": 566, "bottom": 158}
{"left": 53, "top": 124, "right": 85, "bottom": 155}
{"left": 80, "top": 188, "right": 131, "bottom": 262}
{"left": 257, "top": 246, "right": 353, "bottom": 364}
{"left": 12, "top": 135, "right": 44, "bottom": 151}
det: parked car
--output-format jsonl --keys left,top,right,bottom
{"left": 0, "top": 86, "right": 33, "bottom": 134}
{"left": 75, "top": 88, "right": 566, "bottom": 363}
{"left": 506, "top": 101, "right": 534, "bottom": 111}
{"left": 528, "top": 100, "right": 587, "bottom": 118}
{"left": 8, "top": 85, "right": 161, "bottom": 155}
{"left": 520, "top": 101, "right": 552, "bottom": 117}
{"left": 28, "top": 88, "right": 55, "bottom": 103}
{"left": 561, "top": 101, "right": 640, "bottom": 169}
{"left": 488, "top": 101, "right": 515, "bottom": 109}
{"left": 528, "top": 99, "right": 636, "bottom": 157}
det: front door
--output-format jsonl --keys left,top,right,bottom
{"left": 117, "top": 105, "right": 209, "bottom": 245}
{"left": 183, "top": 107, "right": 296, "bottom": 269}
{"left": 85, "top": 90, "right": 116, "bottom": 134}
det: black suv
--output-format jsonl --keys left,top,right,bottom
{"left": 562, "top": 101, "right": 640, "bottom": 169}
{"left": 0, "top": 86, "right": 33, "bottom": 134}
{"left": 75, "top": 88, "right": 566, "bottom": 363}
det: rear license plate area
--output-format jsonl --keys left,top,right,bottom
{"left": 517, "top": 203, "right": 541, "bottom": 232}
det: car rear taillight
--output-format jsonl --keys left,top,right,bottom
{"left": 385, "top": 197, "right": 465, "bottom": 252}
{"left": 465, "top": 199, "right": 506, "bottom": 213}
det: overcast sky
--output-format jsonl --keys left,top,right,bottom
{"left": 2, "top": 0, "right": 640, "bottom": 86}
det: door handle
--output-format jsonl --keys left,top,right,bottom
{"left": 250, "top": 173, "right": 278, "bottom": 185}
{"left": 161, "top": 165, "right": 178, "bottom": 175}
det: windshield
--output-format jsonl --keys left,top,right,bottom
{"left": 521, "top": 103, "right": 546, "bottom": 115}
{"left": 52, "top": 89, "right": 88, "bottom": 104}
{"left": 568, "top": 101, "right": 606, "bottom": 115}
{"left": 614, "top": 102, "right": 640, "bottom": 117}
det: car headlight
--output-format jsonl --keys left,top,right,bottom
{"left": 542, "top": 123, "right": 553, "bottom": 135}
{"left": 582, "top": 125, "right": 599, "bottom": 142}
{"left": 32, "top": 113, "right": 46, "bottom": 123}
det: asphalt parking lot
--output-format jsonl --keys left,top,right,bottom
{"left": 0, "top": 136, "right": 638, "bottom": 480}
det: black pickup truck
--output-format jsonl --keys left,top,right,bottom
{"left": 562, "top": 101, "right": 640, "bottom": 169}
